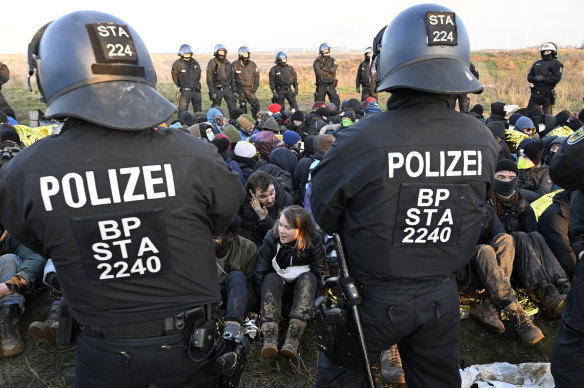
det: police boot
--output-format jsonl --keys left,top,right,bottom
{"left": 29, "top": 300, "right": 61, "bottom": 342}
{"left": 1, "top": 304, "right": 24, "bottom": 357}
{"left": 470, "top": 299, "right": 505, "bottom": 334}
{"left": 503, "top": 302, "right": 544, "bottom": 346}
{"left": 260, "top": 322, "right": 279, "bottom": 358}
{"left": 381, "top": 344, "right": 405, "bottom": 384}
{"left": 536, "top": 283, "right": 566, "bottom": 319}
{"left": 280, "top": 318, "right": 306, "bottom": 359}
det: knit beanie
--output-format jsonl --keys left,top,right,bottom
{"left": 212, "top": 133, "right": 231, "bottom": 153}
{"left": 261, "top": 117, "right": 280, "bottom": 133}
{"left": 496, "top": 159, "right": 518, "bottom": 175}
{"left": 0, "top": 128, "right": 20, "bottom": 144}
{"left": 291, "top": 111, "right": 305, "bottom": 122}
{"left": 237, "top": 115, "right": 254, "bottom": 132}
{"left": 223, "top": 125, "right": 242, "bottom": 145}
{"left": 268, "top": 103, "right": 281, "bottom": 115}
{"left": 514, "top": 116, "right": 534, "bottom": 131}
{"left": 187, "top": 124, "right": 201, "bottom": 138}
{"left": 555, "top": 110, "right": 571, "bottom": 127}
{"left": 365, "top": 97, "right": 377, "bottom": 109}
{"left": 234, "top": 141, "right": 257, "bottom": 159}
{"left": 519, "top": 139, "right": 544, "bottom": 166}
{"left": 282, "top": 130, "right": 301, "bottom": 147}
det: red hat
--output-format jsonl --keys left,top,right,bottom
{"left": 268, "top": 103, "right": 281, "bottom": 115}
{"left": 365, "top": 97, "right": 377, "bottom": 109}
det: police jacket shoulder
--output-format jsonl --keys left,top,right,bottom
{"left": 550, "top": 128, "right": 584, "bottom": 190}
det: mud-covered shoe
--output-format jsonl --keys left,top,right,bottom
{"left": 280, "top": 318, "right": 307, "bottom": 359}
{"left": 537, "top": 284, "right": 566, "bottom": 318}
{"left": 381, "top": 344, "right": 405, "bottom": 384}
{"left": 260, "top": 322, "right": 279, "bottom": 358}
{"left": 29, "top": 300, "right": 61, "bottom": 342}
{"left": 1, "top": 304, "right": 24, "bottom": 357}
{"left": 503, "top": 302, "right": 544, "bottom": 346}
{"left": 222, "top": 321, "right": 241, "bottom": 340}
{"left": 470, "top": 299, "right": 505, "bottom": 334}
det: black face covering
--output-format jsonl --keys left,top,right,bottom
{"left": 542, "top": 52, "right": 553, "bottom": 60}
{"left": 494, "top": 177, "right": 518, "bottom": 197}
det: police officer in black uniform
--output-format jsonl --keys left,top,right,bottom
{"left": 527, "top": 42, "right": 563, "bottom": 115}
{"left": 0, "top": 11, "right": 244, "bottom": 387}
{"left": 313, "top": 43, "right": 340, "bottom": 108}
{"left": 550, "top": 127, "right": 584, "bottom": 387}
{"left": 207, "top": 44, "right": 237, "bottom": 117}
{"left": 269, "top": 52, "right": 299, "bottom": 114}
{"left": 311, "top": 4, "right": 497, "bottom": 387}
{"left": 232, "top": 46, "right": 260, "bottom": 119}
{"left": 171, "top": 44, "right": 202, "bottom": 116}
{"left": 355, "top": 47, "right": 377, "bottom": 101}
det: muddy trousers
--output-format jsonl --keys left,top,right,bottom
{"left": 74, "top": 331, "right": 216, "bottom": 388}
{"left": 260, "top": 271, "right": 317, "bottom": 323}
{"left": 539, "top": 204, "right": 577, "bottom": 278}
{"left": 512, "top": 231, "right": 569, "bottom": 291}
{"left": 552, "top": 258, "right": 584, "bottom": 387}
{"left": 220, "top": 270, "right": 248, "bottom": 323}
{"left": 457, "top": 233, "right": 516, "bottom": 310}
{"left": 315, "top": 274, "right": 461, "bottom": 388}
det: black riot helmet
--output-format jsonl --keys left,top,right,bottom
{"left": 275, "top": 51, "right": 288, "bottom": 64}
{"left": 319, "top": 43, "right": 331, "bottom": 56}
{"left": 238, "top": 46, "right": 250, "bottom": 60}
{"left": 214, "top": 44, "right": 227, "bottom": 58}
{"left": 376, "top": 3, "right": 482, "bottom": 94}
{"left": 27, "top": 10, "right": 175, "bottom": 130}
{"left": 178, "top": 44, "right": 193, "bottom": 56}
{"left": 539, "top": 42, "right": 557, "bottom": 60}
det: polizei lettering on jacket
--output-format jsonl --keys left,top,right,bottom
{"left": 388, "top": 150, "right": 482, "bottom": 179}
{"left": 39, "top": 164, "right": 176, "bottom": 211}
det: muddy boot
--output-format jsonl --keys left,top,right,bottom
{"left": 381, "top": 344, "right": 405, "bottom": 384}
{"left": 260, "top": 322, "right": 279, "bottom": 358}
{"left": 503, "top": 302, "right": 544, "bottom": 346}
{"left": 222, "top": 321, "right": 241, "bottom": 340}
{"left": 536, "top": 283, "right": 567, "bottom": 318}
{"left": 29, "top": 300, "right": 61, "bottom": 342}
{"left": 280, "top": 318, "right": 306, "bottom": 359}
{"left": 470, "top": 299, "right": 505, "bottom": 334}
{"left": 1, "top": 304, "right": 24, "bottom": 357}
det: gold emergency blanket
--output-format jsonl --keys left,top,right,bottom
{"left": 13, "top": 124, "right": 56, "bottom": 147}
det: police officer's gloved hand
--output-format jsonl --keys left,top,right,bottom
{"left": 535, "top": 75, "right": 544, "bottom": 82}
{"left": 356, "top": 87, "right": 360, "bottom": 93}
{"left": 293, "top": 89, "right": 298, "bottom": 96}
{"left": 210, "top": 93, "right": 217, "bottom": 100}
{"left": 45, "top": 272, "right": 61, "bottom": 292}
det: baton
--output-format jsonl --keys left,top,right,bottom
{"left": 333, "top": 233, "right": 375, "bottom": 388}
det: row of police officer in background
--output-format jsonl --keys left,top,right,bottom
{"left": 171, "top": 43, "right": 378, "bottom": 119}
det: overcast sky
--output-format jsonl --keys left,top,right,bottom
{"left": 1, "top": 0, "right": 583, "bottom": 54}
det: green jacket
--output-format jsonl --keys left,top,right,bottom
{"left": 216, "top": 234, "right": 258, "bottom": 311}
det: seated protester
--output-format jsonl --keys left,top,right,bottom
{"left": 490, "top": 159, "right": 570, "bottom": 318}
{"left": 293, "top": 134, "right": 334, "bottom": 206}
{"left": 267, "top": 103, "right": 281, "bottom": 117}
{"left": 553, "top": 110, "right": 571, "bottom": 129}
{"left": 486, "top": 121, "right": 514, "bottom": 161}
{"left": 0, "top": 231, "right": 47, "bottom": 357}
{"left": 457, "top": 204, "right": 544, "bottom": 345}
{"left": 466, "top": 104, "right": 485, "bottom": 123}
{"left": 259, "top": 148, "right": 298, "bottom": 201}
{"left": 261, "top": 116, "right": 282, "bottom": 135}
{"left": 222, "top": 124, "right": 242, "bottom": 149}
{"left": 207, "top": 107, "right": 228, "bottom": 134}
{"left": 282, "top": 130, "right": 302, "bottom": 159}
{"left": 186, "top": 123, "right": 201, "bottom": 138}
{"left": 235, "top": 114, "right": 259, "bottom": 141}
{"left": 253, "top": 205, "right": 325, "bottom": 359}
{"left": 169, "top": 111, "right": 194, "bottom": 127}
{"left": 485, "top": 101, "right": 509, "bottom": 128}
{"left": 514, "top": 116, "right": 536, "bottom": 138}
{"left": 255, "top": 130, "right": 285, "bottom": 162}
{"left": 199, "top": 122, "right": 215, "bottom": 142}
{"left": 233, "top": 141, "right": 264, "bottom": 184}
{"left": 508, "top": 112, "right": 523, "bottom": 130}
{"left": 516, "top": 138, "right": 552, "bottom": 202}
{"left": 527, "top": 105, "right": 544, "bottom": 128}
{"left": 287, "top": 111, "right": 308, "bottom": 140}
{"left": 538, "top": 114, "right": 556, "bottom": 138}
{"left": 538, "top": 190, "right": 576, "bottom": 278}
{"left": 240, "top": 171, "right": 294, "bottom": 245}
{"left": 228, "top": 108, "right": 244, "bottom": 125}
{"left": 215, "top": 215, "right": 258, "bottom": 338}
{"left": 212, "top": 134, "right": 245, "bottom": 186}
{"left": 305, "top": 108, "right": 329, "bottom": 137}
{"left": 29, "top": 259, "right": 63, "bottom": 343}
{"left": 364, "top": 100, "right": 382, "bottom": 116}
{"left": 325, "top": 103, "right": 337, "bottom": 118}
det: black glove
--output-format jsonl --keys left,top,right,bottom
{"left": 210, "top": 92, "right": 217, "bottom": 100}
{"left": 356, "top": 87, "right": 360, "bottom": 93}
{"left": 45, "top": 272, "right": 61, "bottom": 292}
{"left": 293, "top": 88, "right": 298, "bottom": 96}
{"left": 535, "top": 74, "right": 544, "bottom": 82}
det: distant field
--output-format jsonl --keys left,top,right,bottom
{"left": 2, "top": 49, "right": 583, "bottom": 124}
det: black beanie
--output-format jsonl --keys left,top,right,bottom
{"left": 469, "top": 104, "right": 484, "bottom": 117}
{"left": 486, "top": 121, "right": 505, "bottom": 140}
{"left": 291, "top": 111, "right": 305, "bottom": 122}
{"left": 555, "top": 110, "right": 571, "bottom": 127}
{"left": 496, "top": 159, "right": 518, "bottom": 175}
{"left": 0, "top": 128, "right": 20, "bottom": 144}
{"left": 521, "top": 140, "right": 544, "bottom": 166}
{"left": 211, "top": 136, "right": 231, "bottom": 155}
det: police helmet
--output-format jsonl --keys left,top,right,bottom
{"left": 238, "top": 46, "right": 250, "bottom": 58}
{"left": 376, "top": 3, "right": 482, "bottom": 94}
{"left": 178, "top": 44, "right": 193, "bottom": 56}
{"left": 214, "top": 44, "right": 227, "bottom": 56}
{"left": 363, "top": 47, "right": 372, "bottom": 55}
{"left": 539, "top": 42, "right": 557, "bottom": 58}
{"left": 319, "top": 43, "right": 330, "bottom": 55}
{"left": 27, "top": 10, "right": 175, "bottom": 130}
{"left": 275, "top": 51, "right": 288, "bottom": 64}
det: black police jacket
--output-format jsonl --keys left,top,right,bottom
{"left": 232, "top": 59, "right": 259, "bottom": 93}
{"left": 313, "top": 56, "right": 338, "bottom": 84}
{"left": 269, "top": 64, "right": 298, "bottom": 91}
{"left": 527, "top": 58, "right": 563, "bottom": 92}
{"left": 356, "top": 59, "right": 372, "bottom": 88}
{"left": 253, "top": 229, "right": 326, "bottom": 297}
{"left": 206, "top": 57, "right": 237, "bottom": 92}
{"left": 310, "top": 90, "right": 498, "bottom": 283}
{"left": 0, "top": 119, "right": 244, "bottom": 326}
{"left": 171, "top": 57, "right": 202, "bottom": 90}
